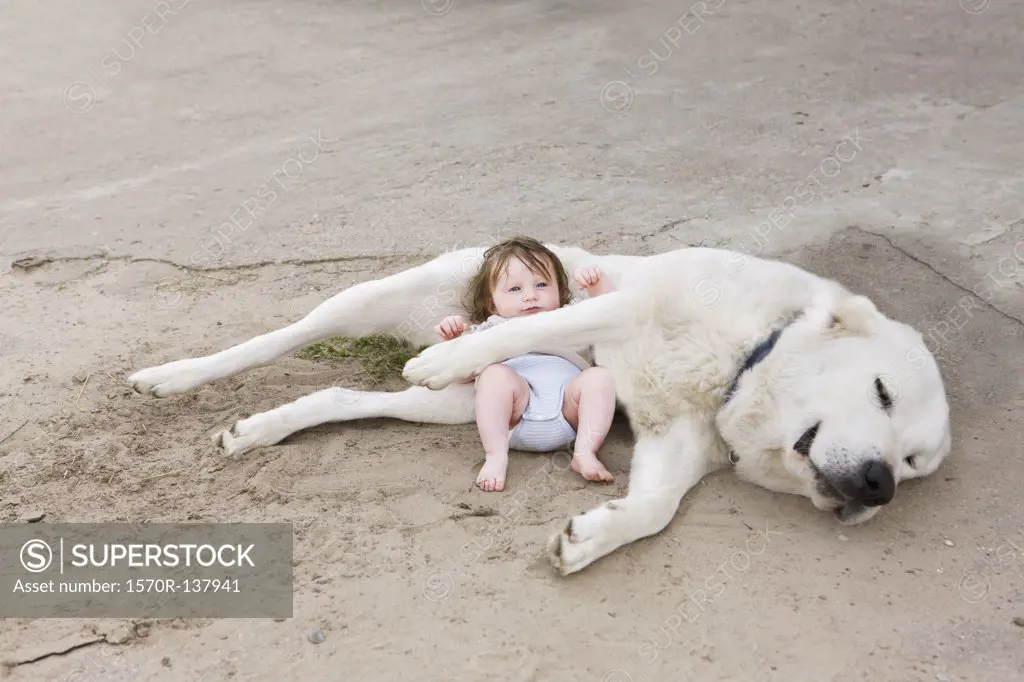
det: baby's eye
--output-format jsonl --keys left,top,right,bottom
{"left": 509, "top": 286, "right": 520, "bottom": 292}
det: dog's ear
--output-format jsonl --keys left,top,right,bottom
{"left": 826, "top": 295, "right": 882, "bottom": 337}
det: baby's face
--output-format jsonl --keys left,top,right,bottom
{"left": 490, "top": 256, "right": 561, "bottom": 318}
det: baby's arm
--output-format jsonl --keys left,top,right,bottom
{"left": 574, "top": 265, "right": 615, "bottom": 297}
{"left": 437, "top": 315, "right": 466, "bottom": 341}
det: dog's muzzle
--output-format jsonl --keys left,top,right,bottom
{"left": 797, "top": 423, "right": 896, "bottom": 514}
{"left": 812, "top": 460, "right": 896, "bottom": 521}
{"left": 837, "top": 460, "right": 896, "bottom": 507}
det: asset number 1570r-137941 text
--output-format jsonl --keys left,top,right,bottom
{"left": 126, "top": 579, "right": 240, "bottom": 593}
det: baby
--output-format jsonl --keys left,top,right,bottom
{"left": 436, "top": 236, "right": 617, "bottom": 492}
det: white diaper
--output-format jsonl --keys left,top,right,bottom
{"left": 501, "top": 353, "right": 581, "bottom": 452}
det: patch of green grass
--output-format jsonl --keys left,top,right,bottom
{"left": 295, "top": 334, "right": 428, "bottom": 385}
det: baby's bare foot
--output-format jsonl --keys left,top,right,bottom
{"left": 571, "top": 452, "right": 614, "bottom": 483}
{"left": 476, "top": 452, "right": 509, "bottom": 492}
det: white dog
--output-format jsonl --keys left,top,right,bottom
{"left": 128, "top": 244, "right": 952, "bottom": 576}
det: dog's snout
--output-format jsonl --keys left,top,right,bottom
{"left": 855, "top": 460, "right": 895, "bottom": 506}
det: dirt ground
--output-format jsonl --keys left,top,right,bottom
{"left": 1, "top": 0, "right": 1023, "bottom": 680}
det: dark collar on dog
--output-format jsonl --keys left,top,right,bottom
{"left": 720, "top": 314, "right": 801, "bottom": 464}
{"left": 721, "top": 327, "right": 786, "bottom": 405}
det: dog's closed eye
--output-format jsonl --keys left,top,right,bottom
{"left": 904, "top": 455, "right": 917, "bottom": 469}
{"left": 874, "top": 377, "right": 893, "bottom": 411}
{"left": 793, "top": 421, "right": 820, "bottom": 456}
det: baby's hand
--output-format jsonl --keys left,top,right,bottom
{"left": 437, "top": 315, "right": 466, "bottom": 341}
{"left": 574, "top": 265, "right": 603, "bottom": 290}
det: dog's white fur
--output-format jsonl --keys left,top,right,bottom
{"left": 128, "top": 244, "right": 952, "bottom": 576}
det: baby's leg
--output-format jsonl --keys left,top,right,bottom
{"left": 474, "top": 363, "right": 530, "bottom": 492}
{"left": 562, "top": 366, "right": 616, "bottom": 482}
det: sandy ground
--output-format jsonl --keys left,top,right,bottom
{"left": 2, "top": 0, "right": 1023, "bottom": 679}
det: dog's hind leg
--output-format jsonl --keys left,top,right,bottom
{"left": 546, "top": 415, "right": 725, "bottom": 576}
{"left": 128, "top": 248, "right": 484, "bottom": 398}
{"left": 215, "top": 382, "right": 476, "bottom": 457}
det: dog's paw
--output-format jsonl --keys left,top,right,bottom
{"left": 546, "top": 504, "right": 617, "bottom": 576}
{"left": 213, "top": 424, "right": 249, "bottom": 457}
{"left": 213, "top": 414, "right": 281, "bottom": 456}
{"left": 402, "top": 342, "right": 466, "bottom": 390}
{"left": 128, "top": 359, "right": 209, "bottom": 397}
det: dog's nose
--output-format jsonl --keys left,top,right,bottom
{"left": 855, "top": 460, "right": 895, "bottom": 506}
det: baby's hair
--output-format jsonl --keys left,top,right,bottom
{"left": 463, "top": 235, "right": 572, "bottom": 324}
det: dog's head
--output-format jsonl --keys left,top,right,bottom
{"left": 718, "top": 292, "right": 952, "bottom": 525}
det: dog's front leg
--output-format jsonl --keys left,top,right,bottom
{"left": 547, "top": 416, "right": 723, "bottom": 576}
{"left": 403, "top": 290, "right": 641, "bottom": 390}
{"left": 129, "top": 248, "right": 484, "bottom": 397}
{"left": 215, "top": 382, "right": 476, "bottom": 456}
